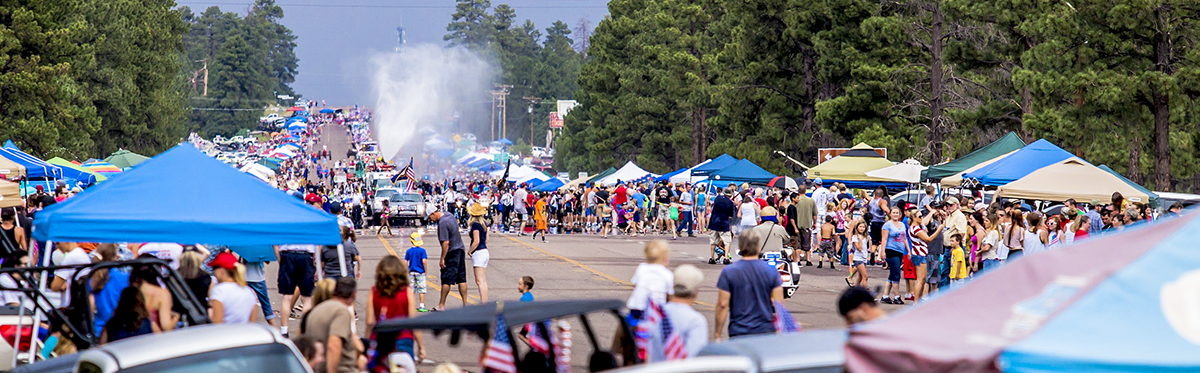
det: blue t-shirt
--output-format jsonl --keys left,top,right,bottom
{"left": 716, "top": 260, "right": 781, "bottom": 337}
{"left": 520, "top": 292, "right": 534, "bottom": 302}
{"left": 404, "top": 247, "right": 428, "bottom": 273}
{"left": 632, "top": 192, "right": 647, "bottom": 208}
{"left": 91, "top": 268, "right": 131, "bottom": 336}
{"left": 884, "top": 220, "right": 908, "bottom": 255}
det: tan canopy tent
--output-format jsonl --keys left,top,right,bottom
{"left": 0, "top": 156, "right": 25, "bottom": 179}
{"left": 996, "top": 158, "right": 1150, "bottom": 204}
{"left": 0, "top": 179, "right": 19, "bottom": 208}
{"left": 807, "top": 143, "right": 896, "bottom": 182}
{"left": 560, "top": 174, "right": 592, "bottom": 191}
{"left": 939, "top": 149, "right": 1017, "bottom": 187}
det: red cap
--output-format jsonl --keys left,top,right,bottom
{"left": 305, "top": 193, "right": 322, "bottom": 204}
{"left": 209, "top": 252, "right": 238, "bottom": 271}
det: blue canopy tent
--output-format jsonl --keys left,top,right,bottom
{"left": 690, "top": 154, "right": 738, "bottom": 177}
{"left": 319, "top": 108, "right": 335, "bottom": 114}
{"left": 435, "top": 148, "right": 456, "bottom": 159}
{"left": 478, "top": 163, "right": 505, "bottom": 173}
{"left": 497, "top": 138, "right": 514, "bottom": 145}
{"left": 0, "top": 146, "right": 63, "bottom": 180}
{"left": 962, "top": 139, "right": 1075, "bottom": 186}
{"left": 286, "top": 116, "right": 307, "bottom": 123}
{"left": 33, "top": 144, "right": 340, "bottom": 246}
{"left": 708, "top": 159, "right": 777, "bottom": 185}
{"left": 655, "top": 168, "right": 687, "bottom": 182}
{"left": 533, "top": 178, "right": 565, "bottom": 191}
{"left": 467, "top": 158, "right": 492, "bottom": 168}
{"left": 1098, "top": 164, "right": 1160, "bottom": 207}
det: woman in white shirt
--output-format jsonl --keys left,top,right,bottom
{"left": 208, "top": 252, "right": 260, "bottom": 324}
{"left": 735, "top": 192, "right": 760, "bottom": 236}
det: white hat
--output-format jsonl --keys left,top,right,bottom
{"left": 673, "top": 264, "right": 704, "bottom": 297}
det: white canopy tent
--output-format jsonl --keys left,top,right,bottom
{"left": 670, "top": 159, "right": 713, "bottom": 184}
{"left": 239, "top": 163, "right": 278, "bottom": 187}
{"left": 490, "top": 164, "right": 550, "bottom": 182}
{"left": 597, "top": 161, "right": 655, "bottom": 186}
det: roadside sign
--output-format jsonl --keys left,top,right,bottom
{"left": 549, "top": 112, "right": 564, "bottom": 128}
{"left": 578, "top": 172, "right": 588, "bottom": 179}
{"left": 493, "top": 153, "right": 509, "bottom": 163}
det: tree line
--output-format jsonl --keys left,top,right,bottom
{"left": 554, "top": 0, "right": 1200, "bottom": 192}
{"left": 443, "top": 0, "right": 585, "bottom": 151}
{"left": 0, "top": 0, "right": 296, "bottom": 160}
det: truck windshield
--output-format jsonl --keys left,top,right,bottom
{"left": 117, "top": 344, "right": 307, "bottom": 373}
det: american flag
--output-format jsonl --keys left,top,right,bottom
{"left": 655, "top": 303, "right": 688, "bottom": 360}
{"left": 390, "top": 157, "right": 417, "bottom": 192}
{"left": 481, "top": 314, "right": 517, "bottom": 373}
{"left": 525, "top": 321, "right": 552, "bottom": 355}
{"left": 633, "top": 304, "right": 659, "bottom": 359}
{"left": 773, "top": 301, "right": 801, "bottom": 333}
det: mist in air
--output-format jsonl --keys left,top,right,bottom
{"left": 370, "top": 44, "right": 493, "bottom": 161}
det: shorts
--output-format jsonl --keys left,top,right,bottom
{"left": 658, "top": 205, "right": 670, "bottom": 218}
{"left": 585, "top": 207, "right": 594, "bottom": 216}
{"left": 852, "top": 260, "right": 866, "bottom": 267}
{"left": 902, "top": 255, "right": 916, "bottom": 280}
{"left": 277, "top": 251, "right": 315, "bottom": 296}
{"left": 633, "top": 212, "right": 641, "bottom": 222}
{"left": 602, "top": 217, "right": 612, "bottom": 224}
{"left": 618, "top": 222, "right": 629, "bottom": 230}
{"left": 818, "top": 240, "right": 835, "bottom": 257}
{"left": 409, "top": 272, "right": 427, "bottom": 294}
{"left": 247, "top": 281, "right": 275, "bottom": 320}
{"left": 440, "top": 250, "right": 467, "bottom": 285}
{"left": 911, "top": 254, "right": 928, "bottom": 266}
{"left": 870, "top": 221, "right": 885, "bottom": 246}
{"left": 798, "top": 228, "right": 813, "bottom": 252}
{"left": 710, "top": 230, "right": 732, "bottom": 248}
{"left": 471, "top": 249, "right": 489, "bottom": 268}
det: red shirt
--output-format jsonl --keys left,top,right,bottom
{"left": 614, "top": 185, "right": 628, "bottom": 205}
{"left": 370, "top": 287, "right": 413, "bottom": 340}
{"left": 755, "top": 198, "right": 768, "bottom": 209}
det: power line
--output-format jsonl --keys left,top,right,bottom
{"left": 177, "top": 2, "right": 608, "bottom": 9}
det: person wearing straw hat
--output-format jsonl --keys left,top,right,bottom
{"left": 467, "top": 201, "right": 491, "bottom": 302}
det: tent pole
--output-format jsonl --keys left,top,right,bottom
{"left": 31, "top": 240, "right": 52, "bottom": 364}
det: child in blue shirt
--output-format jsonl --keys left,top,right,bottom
{"left": 519, "top": 276, "right": 535, "bottom": 302}
{"left": 404, "top": 232, "right": 429, "bottom": 312}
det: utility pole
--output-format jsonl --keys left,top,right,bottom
{"left": 494, "top": 84, "right": 512, "bottom": 140}
{"left": 524, "top": 97, "right": 542, "bottom": 147}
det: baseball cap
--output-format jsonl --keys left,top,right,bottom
{"left": 902, "top": 202, "right": 918, "bottom": 211}
{"left": 329, "top": 201, "right": 343, "bottom": 213}
{"left": 410, "top": 232, "right": 424, "bottom": 246}
{"left": 305, "top": 193, "right": 322, "bottom": 204}
{"left": 672, "top": 264, "right": 704, "bottom": 297}
{"left": 813, "top": 178, "right": 823, "bottom": 185}
{"left": 35, "top": 185, "right": 43, "bottom": 192}
{"left": 945, "top": 196, "right": 959, "bottom": 205}
{"left": 208, "top": 251, "right": 238, "bottom": 271}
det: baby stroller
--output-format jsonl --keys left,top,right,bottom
{"left": 762, "top": 246, "right": 802, "bottom": 299}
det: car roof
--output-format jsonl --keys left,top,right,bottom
{"left": 698, "top": 329, "right": 846, "bottom": 372}
{"left": 91, "top": 324, "right": 282, "bottom": 368}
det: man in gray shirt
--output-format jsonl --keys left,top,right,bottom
{"left": 430, "top": 210, "right": 467, "bottom": 310}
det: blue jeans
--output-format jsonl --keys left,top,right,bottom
{"left": 938, "top": 253, "right": 952, "bottom": 289}
{"left": 838, "top": 236, "right": 850, "bottom": 266}
{"left": 885, "top": 255, "right": 903, "bottom": 283}
{"left": 676, "top": 211, "right": 694, "bottom": 235}
{"left": 247, "top": 281, "right": 275, "bottom": 321}
{"left": 981, "top": 258, "right": 1001, "bottom": 272}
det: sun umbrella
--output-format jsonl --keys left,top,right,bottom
{"left": 319, "top": 108, "right": 335, "bottom": 114}
{"left": 864, "top": 159, "right": 926, "bottom": 183}
{"left": 83, "top": 161, "right": 122, "bottom": 176}
{"left": 286, "top": 106, "right": 304, "bottom": 112}
{"left": 104, "top": 149, "right": 150, "bottom": 169}
{"left": 766, "top": 176, "right": 799, "bottom": 190}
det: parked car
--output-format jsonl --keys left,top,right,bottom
{"left": 73, "top": 324, "right": 310, "bottom": 373}
{"left": 606, "top": 329, "right": 846, "bottom": 373}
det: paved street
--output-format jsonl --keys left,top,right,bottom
{"left": 262, "top": 122, "right": 903, "bottom": 370}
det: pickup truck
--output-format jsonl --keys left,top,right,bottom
{"left": 372, "top": 189, "right": 428, "bottom": 226}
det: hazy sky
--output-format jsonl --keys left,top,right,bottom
{"left": 176, "top": 0, "right": 610, "bottom": 105}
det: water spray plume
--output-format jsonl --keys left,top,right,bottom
{"left": 370, "top": 44, "right": 493, "bottom": 161}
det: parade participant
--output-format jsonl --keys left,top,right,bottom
{"left": 376, "top": 200, "right": 394, "bottom": 236}
{"left": 405, "top": 232, "right": 429, "bottom": 312}
{"left": 708, "top": 186, "right": 737, "bottom": 264}
{"left": 366, "top": 256, "right": 426, "bottom": 371}
{"left": 880, "top": 207, "right": 909, "bottom": 304}
{"left": 468, "top": 213, "right": 490, "bottom": 302}
{"left": 275, "top": 241, "right": 318, "bottom": 337}
{"left": 518, "top": 276, "right": 535, "bottom": 302}
{"left": 532, "top": 192, "right": 549, "bottom": 242}
{"left": 838, "top": 287, "right": 886, "bottom": 327}
{"left": 209, "top": 252, "right": 260, "bottom": 324}
{"left": 301, "top": 277, "right": 363, "bottom": 373}
{"left": 714, "top": 230, "right": 783, "bottom": 339}
{"left": 430, "top": 210, "right": 468, "bottom": 310}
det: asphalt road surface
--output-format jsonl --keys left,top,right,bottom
{"left": 263, "top": 122, "right": 904, "bottom": 371}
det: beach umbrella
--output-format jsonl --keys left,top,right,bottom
{"left": 104, "top": 149, "right": 150, "bottom": 169}
{"left": 766, "top": 176, "right": 799, "bottom": 190}
{"left": 498, "top": 138, "right": 514, "bottom": 145}
{"left": 82, "top": 161, "right": 123, "bottom": 176}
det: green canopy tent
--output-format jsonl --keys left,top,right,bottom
{"left": 923, "top": 132, "right": 1025, "bottom": 181}
{"left": 105, "top": 149, "right": 151, "bottom": 169}
{"left": 257, "top": 158, "right": 282, "bottom": 171}
{"left": 585, "top": 167, "right": 617, "bottom": 185}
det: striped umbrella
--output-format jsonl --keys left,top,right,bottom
{"left": 83, "top": 161, "right": 123, "bottom": 176}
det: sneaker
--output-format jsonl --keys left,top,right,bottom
{"left": 708, "top": 258, "right": 717, "bottom": 265}
{"left": 904, "top": 294, "right": 914, "bottom": 301}
{"left": 893, "top": 297, "right": 905, "bottom": 305}
{"left": 880, "top": 297, "right": 894, "bottom": 305}
{"left": 805, "top": 261, "right": 814, "bottom": 267}
{"left": 817, "top": 262, "right": 823, "bottom": 269}
{"left": 830, "top": 264, "right": 837, "bottom": 270}
{"left": 417, "top": 307, "right": 430, "bottom": 313}
{"left": 289, "top": 308, "right": 303, "bottom": 319}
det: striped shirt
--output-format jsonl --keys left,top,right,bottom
{"left": 908, "top": 224, "right": 929, "bottom": 256}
